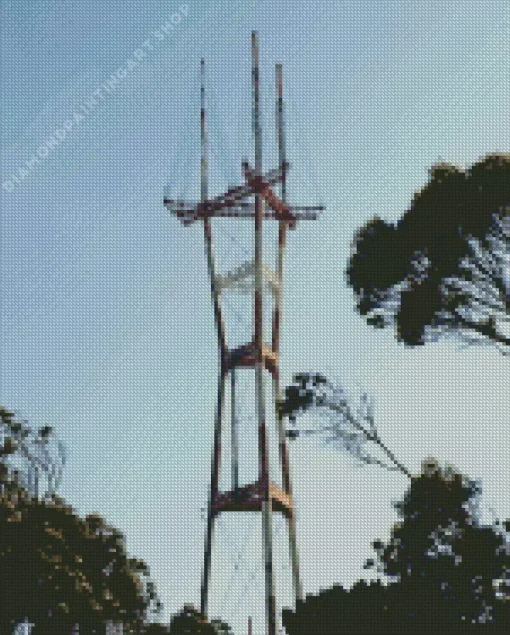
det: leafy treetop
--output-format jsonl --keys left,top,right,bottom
{"left": 346, "top": 153, "right": 510, "bottom": 352}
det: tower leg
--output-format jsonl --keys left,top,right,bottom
{"left": 258, "top": 363, "right": 276, "bottom": 635}
{"left": 272, "top": 376, "right": 303, "bottom": 603}
{"left": 201, "top": 512, "right": 215, "bottom": 617}
{"left": 231, "top": 369, "right": 239, "bottom": 492}
{"left": 256, "top": 359, "right": 276, "bottom": 635}
{"left": 201, "top": 370, "right": 226, "bottom": 616}
{"left": 262, "top": 498, "right": 276, "bottom": 635}
{"left": 287, "top": 511, "right": 303, "bottom": 602}
{"left": 252, "top": 29, "right": 276, "bottom": 635}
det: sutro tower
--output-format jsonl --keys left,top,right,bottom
{"left": 164, "top": 32, "right": 323, "bottom": 635}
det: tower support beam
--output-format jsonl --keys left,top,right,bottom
{"left": 201, "top": 370, "right": 227, "bottom": 616}
{"left": 252, "top": 31, "right": 277, "bottom": 635}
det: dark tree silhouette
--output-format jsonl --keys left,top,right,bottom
{"left": 168, "top": 605, "right": 232, "bottom": 634}
{"left": 367, "top": 459, "right": 510, "bottom": 627}
{"left": 346, "top": 153, "right": 510, "bottom": 352}
{"left": 282, "top": 460, "right": 510, "bottom": 633}
{"left": 280, "top": 373, "right": 412, "bottom": 477}
{"left": 144, "top": 624, "right": 170, "bottom": 634}
{"left": 282, "top": 580, "right": 396, "bottom": 635}
{"left": 1, "top": 494, "right": 162, "bottom": 634}
{"left": 1, "top": 408, "right": 162, "bottom": 634}
{"left": 1, "top": 405, "right": 66, "bottom": 499}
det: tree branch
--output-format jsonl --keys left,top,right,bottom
{"left": 319, "top": 397, "right": 413, "bottom": 479}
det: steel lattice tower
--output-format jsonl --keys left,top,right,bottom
{"left": 164, "top": 32, "right": 323, "bottom": 635}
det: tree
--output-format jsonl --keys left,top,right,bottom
{"left": 367, "top": 460, "right": 510, "bottom": 627}
{"left": 144, "top": 624, "right": 170, "bottom": 634}
{"left": 1, "top": 494, "right": 163, "bottom": 634}
{"left": 346, "top": 153, "right": 510, "bottom": 353}
{"left": 282, "top": 460, "right": 510, "bottom": 633}
{"left": 280, "top": 379, "right": 510, "bottom": 629}
{"left": 1, "top": 408, "right": 162, "bottom": 634}
{"left": 280, "top": 373, "right": 412, "bottom": 477}
{"left": 1, "top": 405, "right": 66, "bottom": 499}
{"left": 168, "top": 605, "right": 232, "bottom": 634}
{"left": 282, "top": 580, "right": 396, "bottom": 635}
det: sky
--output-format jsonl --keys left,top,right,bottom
{"left": 1, "top": 0, "right": 509, "bottom": 633}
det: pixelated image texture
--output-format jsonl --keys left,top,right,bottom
{"left": 1, "top": 1, "right": 509, "bottom": 634}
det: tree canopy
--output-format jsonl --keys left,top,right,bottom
{"left": 346, "top": 153, "right": 510, "bottom": 352}
{"left": 282, "top": 460, "right": 510, "bottom": 633}
{"left": 0, "top": 492, "right": 162, "bottom": 634}
{"left": 367, "top": 460, "right": 510, "bottom": 623}
{"left": 1, "top": 407, "right": 162, "bottom": 634}
{"left": 168, "top": 605, "right": 233, "bottom": 634}
{"left": 280, "top": 373, "right": 412, "bottom": 477}
{"left": 1, "top": 405, "right": 66, "bottom": 500}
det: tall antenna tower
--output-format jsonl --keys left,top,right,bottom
{"left": 164, "top": 32, "right": 323, "bottom": 635}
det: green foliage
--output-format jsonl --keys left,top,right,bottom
{"left": 283, "top": 460, "right": 510, "bottom": 633}
{"left": 1, "top": 405, "right": 66, "bottom": 499}
{"left": 1, "top": 408, "right": 162, "bottom": 634}
{"left": 144, "top": 624, "right": 170, "bottom": 634}
{"left": 346, "top": 153, "right": 510, "bottom": 351}
{"left": 367, "top": 460, "right": 510, "bottom": 625}
{"left": 0, "top": 493, "right": 162, "bottom": 633}
{"left": 168, "top": 605, "right": 232, "bottom": 634}
{"left": 278, "top": 373, "right": 328, "bottom": 424}
{"left": 280, "top": 374, "right": 413, "bottom": 477}
{"left": 282, "top": 580, "right": 397, "bottom": 635}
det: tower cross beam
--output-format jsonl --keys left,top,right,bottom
{"left": 164, "top": 161, "right": 323, "bottom": 225}
{"left": 241, "top": 162, "right": 295, "bottom": 224}
{"left": 164, "top": 203, "right": 322, "bottom": 224}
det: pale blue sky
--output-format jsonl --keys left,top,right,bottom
{"left": 1, "top": 1, "right": 509, "bottom": 633}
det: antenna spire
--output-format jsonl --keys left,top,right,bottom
{"left": 200, "top": 58, "right": 208, "bottom": 203}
